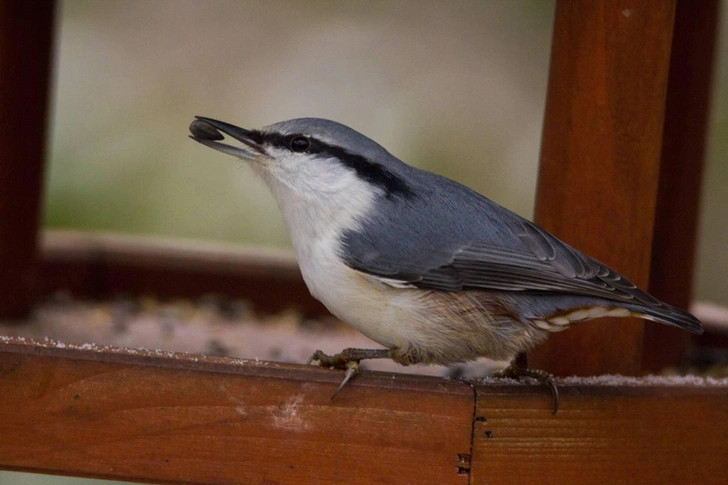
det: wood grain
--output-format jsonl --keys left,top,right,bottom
{"left": 471, "top": 382, "right": 728, "bottom": 485}
{"left": 0, "top": 337, "right": 473, "bottom": 485}
{"left": 0, "top": 0, "right": 55, "bottom": 317}
{"left": 531, "top": 0, "right": 677, "bottom": 375}
{"left": 2, "top": 338, "right": 726, "bottom": 484}
{"left": 40, "top": 231, "right": 328, "bottom": 317}
{"left": 642, "top": 0, "right": 718, "bottom": 372}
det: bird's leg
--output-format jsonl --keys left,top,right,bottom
{"left": 493, "top": 359, "right": 560, "bottom": 414}
{"left": 307, "top": 348, "right": 392, "bottom": 399}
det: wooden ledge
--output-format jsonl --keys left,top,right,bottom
{"left": 39, "top": 230, "right": 327, "bottom": 316}
{"left": 1, "top": 337, "right": 728, "bottom": 484}
{"left": 473, "top": 381, "right": 728, "bottom": 485}
{"left": 0, "top": 337, "right": 473, "bottom": 485}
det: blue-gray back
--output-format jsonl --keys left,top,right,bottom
{"left": 339, "top": 157, "right": 701, "bottom": 333}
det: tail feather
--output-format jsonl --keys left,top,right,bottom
{"left": 629, "top": 303, "right": 703, "bottom": 335}
{"left": 522, "top": 293, "right": 704, "bottom": 335}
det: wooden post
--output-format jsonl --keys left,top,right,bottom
{"left": 529, "top": 1, "right": 676, "bottom": 376}
{"left": 642, "top": 0, "right": 718, "bottom": 372}
{"left": 0, "top": 0, "right": 55, "bottom": 317}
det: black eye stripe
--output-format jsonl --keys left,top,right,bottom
{"left": 249, "top": 132, "right": 307, "bottom": 152}
{"left": 250, "top": 130, "right": 414, "bottom": 200}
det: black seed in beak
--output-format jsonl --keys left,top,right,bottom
{"left": 189, "top": 119, "right": 224, "bottom": 140}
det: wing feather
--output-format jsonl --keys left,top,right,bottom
{"left": 339, "top": 169, "right": 700, "bottom": 334}
{"left": 346, "top": 219, "right": 658, "bottom": 306}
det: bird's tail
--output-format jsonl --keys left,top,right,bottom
{"left": 628, "top": 302, "right": 703, "bottom": 335}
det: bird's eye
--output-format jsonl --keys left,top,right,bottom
{"left": 290, "top": 136, "right": 310, "bottom": 152}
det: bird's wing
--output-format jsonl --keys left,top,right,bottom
{"left": 344, "top": 216, "right": 658, "bottom": 306}
{"left": 458, "top": 220, "right": 660, "bottom": 305}
{"left": 339, "top": 170, "right": 701, "bottom": 334}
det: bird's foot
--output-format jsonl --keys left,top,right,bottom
{"left": 307, "top": 348, "right": 391, "bottom": 399}
{"left": 493, "top": 363, "right": 560, "bottom": 414}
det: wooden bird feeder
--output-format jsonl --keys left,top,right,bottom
{"left": 1, "top": 1, "right": 727, "bottom": 484}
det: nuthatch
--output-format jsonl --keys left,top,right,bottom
{"left": 189, "top": 116, "right": 702, "bottom": 412}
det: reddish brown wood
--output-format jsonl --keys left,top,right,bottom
{"left": 0, "top": 0, "right": 55, "bottom": 317}
{"left": 470, "top": 381, "right": 728, "bottom": 485}
{"left": 530, "top": 0, "right": 676, "bottom": 376}
{"left": 0, "top": 337, "right": 473, "bottom": 484}
{"left": 40, "top": 231, "right": 328, "bottom": 317}
{"left": 1, "top": 338, "right": 725, "bottom": 484}
{"left": 642, "top": 0, "right": 718, "bottom": 372}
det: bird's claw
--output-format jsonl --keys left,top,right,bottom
{"left": 307, "top": 348, "right": 392, "bottom": 399}
{"left": 306, "top": 349, "right": 351, "bottom": 368}
{"left": 305, "top": 349, "right": 323, "bottom": 366}
{"left": 307, "top": 349, "right": 361, "bottom": 399}
{"left": 494, "top": 364, "right": 560, "bottom": 414}
{"left": 331, "top": 361, "right": 359, "bottom": 400}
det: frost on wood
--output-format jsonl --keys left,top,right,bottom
{"left": 478, "top": 374, "right": 728, "bottom": 387}
{"left": 0, "top": 334, "right": 260, "bottom": 367}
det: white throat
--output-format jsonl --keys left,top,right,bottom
{"left": 250, "top": 159, "right": 377, "bottom": 286}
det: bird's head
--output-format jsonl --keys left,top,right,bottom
{"left": 189, "top": 117, "right": 414, "bottom": 203}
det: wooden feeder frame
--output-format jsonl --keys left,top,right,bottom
{"left": 1, "top": 1, "right": 726, "bottom": 484}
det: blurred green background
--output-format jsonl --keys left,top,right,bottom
{"left": 4, "top": 1, "right": 727, "bottom": 484}
{"left": 42, "top": 0, "right": 728, "bottom": 308}
{"left": 42, "top": 0, "right": 728, "bottom": 309}
{"left": 44, "top": 0, "right": 553, "bottom": 243}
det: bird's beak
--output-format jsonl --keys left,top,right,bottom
{"left": 189, "top": 116, "right": 265, "bottom": 161}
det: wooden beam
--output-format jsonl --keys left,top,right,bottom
{"left": 39, "top": 231, "right": 328, "bottom": 317}
{"left": 1, "top": 338, "right": 726, "bottom": 484}
{"left": 642, "top": 0, "right": 719, "bottom": 372}
{"left": 470, "top": 380, "right": 728, "bottom": 485}
{"left": 530, "top": 1, "right": 676, "bottom": 375}
{"left": 0, "top": 0, "right": 55, "bottom": 317}
{"left": 0, "top": 337, "right": 473, "bottom": 484}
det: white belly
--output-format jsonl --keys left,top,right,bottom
{"left": 261, "top": 167, "right": 412, "bottom": 348}
{"left": 295, "top": 233, "right": 406, "bottom": 348}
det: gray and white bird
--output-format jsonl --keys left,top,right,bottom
{"left": 189, "top": 116, "right": 702, "bottom": 410}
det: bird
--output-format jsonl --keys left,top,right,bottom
{"left": 189, "top": 116, "right": 703, "bottom": 412}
